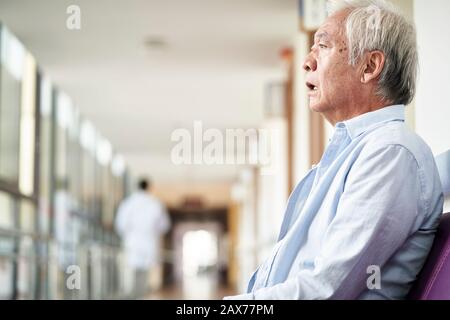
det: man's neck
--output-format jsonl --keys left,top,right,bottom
{"left": 324, "top": 99, "right": 393, "bottom": 126}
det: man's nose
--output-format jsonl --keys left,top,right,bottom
{"left": 303, "top": 52, "right": 317, "bottom": 72}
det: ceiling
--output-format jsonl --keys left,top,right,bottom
{"left": 0, "top": 0, "right": 297, "bottom": 183}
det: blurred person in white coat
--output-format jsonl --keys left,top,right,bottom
{"left": 115, "top": 178, "right": 171, "bottom": 298}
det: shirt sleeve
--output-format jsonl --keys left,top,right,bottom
{"left": 228, "top": 144, "right": 424, "bottom": 300}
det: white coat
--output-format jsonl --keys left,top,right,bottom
{"left": 115, "top": 191, "right": 170, "bottom": 270}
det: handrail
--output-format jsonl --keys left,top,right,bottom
{"left": 0, "top": 227, "right": 49, "bottom": 241}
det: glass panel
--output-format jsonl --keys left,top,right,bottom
{"left": 35, "top": 240, "right": 49, "bottom": 300}
{"left": 67, "top": 108, "right": 81, "bottom": 211}
{"left": 55, "top": 91, "right": 75, "bottom": 201}
{"left": 55, "top": 124, "right": 68, "bottom": 189}
{"left": 96, "top": 138, "right": 113, "bottom": 227}
{"left": 0, "top": 27, "right": 25, "bottom": 184}
{"left": 0, "top": 191, "right": 14, "bottom": 229}
{"left": 38, "top": 76, "right": 53, "bottom": 236}
{"left": 0, "top": 237, "right": 15, "bottom": 300}
{"left": 54, "top": 92, "right": 71, "bottom": 247}
{"left": 94, "top": 155, "right": 102, "bottom": 223}
{"left": 100, "top": 165, "right": 110, "bottom": 227}
{"left": 54, "top": 189, "right": 76, "bottom": 273}
{"left": 47, "top": 241, "right": 59, "bottom": 300}
{"left": 111, "top": 164, "right": 126, "bottom": 220}
{"left": 19, "top": 200, "right": 35, "bottom": 233}
{"left": 111, "top": 154, "right": 125, "bottom": 177}
{"left": 0, "top": 191, "right": 15, "bottom": 299}
{"left": 80, "top": 120, "right": 96, "bottom": 216}
{"left": 19, "top": 53, "right": 37, "bottom": 196}
{"left": 82, "top": 149, "right": 95, "bottom": 215}
{"left": 17, "top": 236, "right": 36, "bottom": 299}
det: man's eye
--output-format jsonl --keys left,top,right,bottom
{"left": 319, "top": 44, "right": 327, "bottom": 49}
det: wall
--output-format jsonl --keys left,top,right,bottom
{"left": 414, "top": 0, "right": 450, "bottom": 211}
{"left": 153, "top": 182, "right": 231, "bottom": 208}
{"left": 390, "top": 0, "right": 416, "bottom": 129}
{"left": 414, "top": 0, "right": 450, "bottom": 156}
{"left": 293, "top": 32, "right": 312, "bottom": 183}
{"left": 256, "top": 117, "right": 288, "bottom": 263}
{"left": 233, "top": 168, "right": 258, "bottom": 293}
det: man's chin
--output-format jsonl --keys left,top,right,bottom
{"left": 308, "top": 101, "right": 325, "bottom": 113}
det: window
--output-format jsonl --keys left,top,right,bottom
{"left": 19, "top": 53, "right": 37, "bottom": 196}
{"left": 0, "top": 27, "right": 25, "bottom": 184}
{"left": 97, "top": 137, "right": 113, "bottom": 227}
{"left": 17, "top": 236, "right": 35, "bottom": 299}
{"left": 38, "top": 75, "right": 53, "bottom": 236}
{"left": 0, "top": 237, "right": 14, "bottom": 299}
{"left": 0, "top": 191, "right": 14, "bottom": 229}
{"left": 19, "top": 200, "right": 35, "bottom": 234}
{"left": 0, "top": 191, "right": 15, "bottom": 299}
{"left": 67, "top": 108, "right": 81, "bottom": 211}
{"left": 80, "top": 120, "right": 96, "bottom": 216}
{"left": 55, "top": 92, "right": 70, "bottom": 192}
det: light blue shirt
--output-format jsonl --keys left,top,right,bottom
{"left": 226, "top": 105, "right": 444, "bottom": 300}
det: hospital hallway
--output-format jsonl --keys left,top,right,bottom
{"left": 0, "top": 0, "right": 449, "bottom": 300}
{"left": 146, "top": 275, "right": 235, "bottom": 300}
{"left": 146, "top": 203, "right": 240, "bottom": 299}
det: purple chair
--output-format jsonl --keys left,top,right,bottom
{"left": 408, "top": 212, "right": 450, "bottom": 300}
{"left": 408, "top": 150, "right": 450, "bottom": 300}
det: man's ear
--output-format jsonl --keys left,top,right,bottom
{"left": 361, "top": 50, "right": 385, "bottom": 84}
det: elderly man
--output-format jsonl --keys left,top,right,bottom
{"left": 226, "top": 0, "right": 443, "bottom": 300}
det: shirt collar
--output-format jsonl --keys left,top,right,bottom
{"left": 339, "top": 104, "right": 406, "bottom": 140}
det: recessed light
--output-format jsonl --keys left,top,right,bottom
{"left": 143, "top": 36, "right": 168, "bottom": 49}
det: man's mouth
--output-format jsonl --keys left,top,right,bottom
{"left": 306, "top": 82, "right": 319, "bottom": 92}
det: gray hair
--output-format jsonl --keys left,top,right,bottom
{"left": 327, "top": 0, "right": 418, "bottom": 105}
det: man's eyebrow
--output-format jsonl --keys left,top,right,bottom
{"left": 314, "top": 32, "right": 330, "bottom": 42}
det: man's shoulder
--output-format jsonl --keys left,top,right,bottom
{"left": 361, "top": 121, "right": 435, "bottom": 168}
{"left": 135, "top": 192, "right": 163, "bottom": 207}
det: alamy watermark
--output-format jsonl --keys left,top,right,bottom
{"left": 66, "top": 5, "right": 81, "bottom": 30}
{"left": 170, "top": 121, "right": 282, "bottom": 175}
{"left": 66, "top": 265, "right": 81, "bottom": 290}
{"left": 366, "top": 265, "right": 381, "bottom": 290}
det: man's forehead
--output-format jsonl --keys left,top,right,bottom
{"left": 315, "top": 14, "right": 346, "bottom": 41}
{"left": 314, "top": 30, "right": 331, "bottom": 41}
